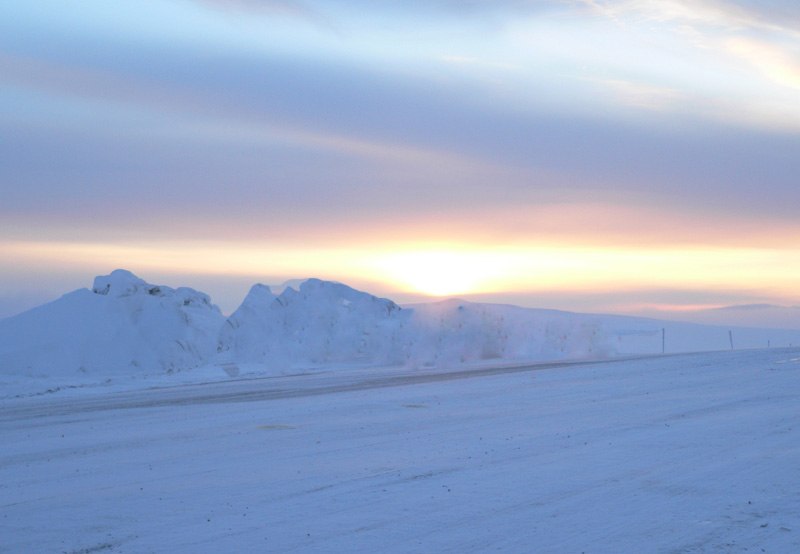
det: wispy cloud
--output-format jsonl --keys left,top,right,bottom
{"left": 580, "top": 77, "right": 684, "bottom": 110}
{"left": 440, "top": 55, "right": 522, "bottom": 72}
{"left": 190, "top": 0, "right": 338, "bottom": 32}
{"left": 573, "top": 0, "right": 800, "bottom": 35}
{"left": 564, "top": 0, "right": 800, "bottom": 130}
{"left": 0, "top": 52, "right": 508, "bottom": 175}
{"left": 726, "top": 38, "right": 800, "bottom": 90}
{"left": 193, "top": 0, "right": 315, "bottom": 18}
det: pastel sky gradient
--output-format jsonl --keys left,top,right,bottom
{"left": 2, "top": 0, "right": 799, "bottom": 321}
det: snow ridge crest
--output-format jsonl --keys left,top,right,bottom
{"left": 0, "top": 270, "right": 615, "bottom": 383}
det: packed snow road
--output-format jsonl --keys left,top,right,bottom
{"left": 1, "top": 357, "right": 633, "bottom": 421}
{"left": 2, "top": 349, "right": 800, "bottom": 553}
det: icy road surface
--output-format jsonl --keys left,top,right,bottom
{"left": 2, "top": 349, "right": 800, "bottom": 553}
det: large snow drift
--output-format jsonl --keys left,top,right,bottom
{"left": 0, "top": 270, "right": 225, "bottom": 379}
{"left": 217, "top": 281, "right": 613, "bottom": 368}
{"left": 3, "top": 270, "right": 800, "bottom": 393}
{"left": 398, "top": 299, "right": 610, "bottom": 366}
{"left": 218, "top": 278, "right": 405, "bottom": 366}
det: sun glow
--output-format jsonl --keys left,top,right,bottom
{"left": 365, "top": 250, "right": 517, "bottom": 297}
{"left": 4, "top": 239, "right": 800, "bottom": 305}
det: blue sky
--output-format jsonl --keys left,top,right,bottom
{"left": 2, "top": 0, "right": 799, "bottom": 320}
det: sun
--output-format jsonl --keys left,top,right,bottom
{"left": 369, "top": 250, "right": 510, "bottom": 297}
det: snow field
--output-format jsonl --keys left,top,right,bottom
{"left": 2, "top": 348, "right": 799, "bottom": 552}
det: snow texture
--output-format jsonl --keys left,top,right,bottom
{"left": 3, "top": 349, "right": 800, "bottom": 552}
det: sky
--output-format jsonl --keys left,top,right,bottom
{"left": 1, "top": 0, "right": 800, "bottom": 325}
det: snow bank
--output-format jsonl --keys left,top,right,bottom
{"left": 0, "top": 270, "right": 225, "bottom": 380}
{"left": 218, "top": 279, "right": 405, "bottom": 366}
{"left": 6, "top": 270, "right": 799, "bottom": 391}
{"left": 219, "top": 282, "right": 614, "bottom": 368}
{"left": 399, "top": 299, "right": 613, "bottom": 367}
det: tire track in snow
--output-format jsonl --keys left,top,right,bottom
{"left": 0, "top": 350, "right": 757, "bottom": 423}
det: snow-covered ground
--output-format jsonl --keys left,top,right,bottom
{"left": 4, "top": 270, "right": 800, "bottom": 400}
{"left": 3, "top": 270, "right": 800, "bottom": 551}
{"left": 2, "top": 348, "right": 800, "bottom": 553}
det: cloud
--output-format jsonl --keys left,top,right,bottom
{"left": 564, "top": 0, "right": 800, "bottom": 130}
{"left": 0, "top": 52, "right": 511, "bottom": 176}
{"left": 720, "top": 0, "right": 800, "bottom": 32}
{"left": 193, "top": 0, "right": 316, "bottom": 18}
{"left": 726, "top": 38, "right": 800, "bottom": 90}
{"left": 580, "top": 77, "right": 684, "bottom": 110}
{"left": 190, "top": 0, "right": 342, "bottom": 34}
{"left": 4, "top": 1, "right": 800, "bottom": 249}
{"left": 574, "top": 0, "right": 800, "bottom": 35}
{"left": 440, "top": 55, "right": 522, "bottom": 72}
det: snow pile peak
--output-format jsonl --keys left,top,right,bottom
{"left": 92, "top": 269, "right": 148, "bottom": 297}
{"left": 218, "top": 278, "right": 404, "bottom": 365}
{"left": 92, "top": 269, "right": 216, "bottom": 311}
